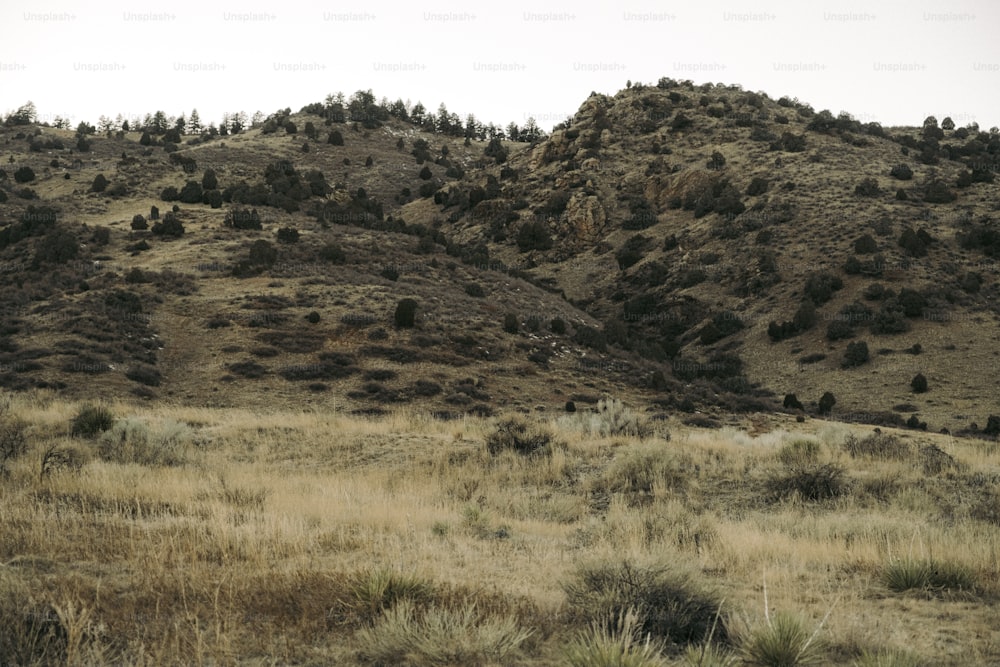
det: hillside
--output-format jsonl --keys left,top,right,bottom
{"left": 1, "top": 79, "right": 1000, "bottom": 434}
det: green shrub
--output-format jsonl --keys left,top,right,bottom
{"left": 502, "top": 313, "right": 519, "bottom": 334}
{"left": 910, "top": 373, "right": 928, "bottom": 393}
{"left": 90, "top": 174, "right": 109, "bottom": 193}
{"left": 562, "top": 560, "right": 727, "bottom": 646}
{"left": 70, "top": 404, "right": 114, "bottom": 438}
{"left": 485, "top": 418, "right": 552, "bottom": 457}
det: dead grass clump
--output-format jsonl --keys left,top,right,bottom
{"left": 590, "top": 446, "right": 692, "bottom": 504}
{"left": 776, "top": 439, "right": 821, "bottom": 466}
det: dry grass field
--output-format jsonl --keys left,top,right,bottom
{"left": 2, "top": 390, "right": 999, "bottom": 666}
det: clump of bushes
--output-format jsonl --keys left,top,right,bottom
{"left": 911, "top": 373, "right": 928, "bottom": 393}
{"left": 485, "top": 418, "right": 552, "bottom": 457}
{"left": 889, "top": 164, "right": 913, "bottom": 180}
{"left": 151, "top": 212, "right": 184, "bottom": 237}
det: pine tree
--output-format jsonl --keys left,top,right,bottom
{"left": 189, "top": 109, "right": 202, "bottom": 134}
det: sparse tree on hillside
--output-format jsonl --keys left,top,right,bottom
{"left": 150, "top": 110, "right": 169, "bottom": 134}
{"left": 410, "top": 102, "right": 426, "bottom": 126}
{"left": 4, "top": 101, "right": 37, "bottom": 126}
{"left": 189, "top": 109, "right": 202, "bottom": 134}
{"left": 98, "top": 115, "right": 113, "bottom": 134}
{"left": 941, "top": 117, "right": 955, "bottom": 131}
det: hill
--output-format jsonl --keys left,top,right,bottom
{"left": 1, "top": 79, "right": 999, "bottom": 434}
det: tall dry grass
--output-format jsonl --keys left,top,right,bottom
{"left": 1, "top": 390, "right": 999, "bottom": 665}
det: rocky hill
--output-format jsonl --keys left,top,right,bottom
{"left": 1, "top": 79, "right": 999, "bottom": 434}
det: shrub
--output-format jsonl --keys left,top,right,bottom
{"left": 853, "top": 648, "right": 923, "bottom": 667}
{"left": 13, "top": 166, "right": 35, "bottom": 183}
{"left": 616, "top": 234, "right": 651, "bottom": 270}
{"left": 898, "top": 228, "right": 927, "bottom": 257}
{"left": 276, "top": 227, "right": 300, "bottom": 244}
{"left": 889, "top": 164, "right": 913, "bottom": 180}
{"left": 248, "top": 239, "right": 277, "bottom": 266}
{"left": 131, "top": 214, "right": 147, "bottom": 230}
{"left": 328, "top": 130, "right": 344, "bottom": 145}
{"left": 923, "top": 180, "right": 956, "bottom": 203}
{"left": 783, "top": 394, "right": 804, "bottom": 411}
{"left": 747, "top": 177, "right": 769, "bottom": 196}
{"left": 767, "top": 464, "right": 847, "bottom": 502}
{"left": 803, "top": 272, "right": 843, "bottom": 305}
{"left": 910, "top": 373, "right": 928, "bottom": 393}
{"left": 90, "top": 174, "right": 109, "bottom": 193}
{"left": 150, "top": 205, "right": 159, "bottom": 220}
{"left": 485, "top": 418, "right": 552, "bottom": 456}
{"left": 562, "top": 560, "right": 726, "bottom": 646}
{"left": 125, "top": 365, "right": 161, "bottom": 387}
{"left": 842, "top": 341, "right": 870, "bottom": 368}
{"left": 818, "top": 392, "right": 836, "bottom": 414}
{"left": 160, "top": 186, "right": 179, "bottom": 201}
{"left": 178, "top": 180, "right": 203, "bottom": 204}
{"left": 394, "top": 298, "right": 417, "bottom": 328}
{"left": 826, "top": 320, "right": 854, "bottom": 341}
{"left": 33, "top": 230, "right": 80, "bottom": 266}
{"left": 581, "top": 397, "right": 654, "bottom": 438}
{"left": 854, "top": 234, "right": 878, "bottom": 254}
{"left": 777, "top": 439, "right": 820, "bottom": 466}
{"left": 70, "top": 404, "right": 114, "bottom": 438}
{"left": 319, "top": 242, "right": 346, "bottom": 263}
{"left": 502, "top": 313, "right": 519, "bottom": 334}
{"left": 151, "top": 212, "right": 184, "bottom": 237}
{"left": 224, "top": 207, "right": 262, "bottom": 230}
{"left": 739, "top": 611, "right": 826, "bottom": 667}
{"left": 418, "top": 165, "right": 432, "bottom": 180}
{"left": 97, "top": 417, "right": 190, "bottom": 466}
{"left": 855, "top": 177, "right": 881, "bottom": 197}
{"left": 517, "top": 220, "right": 552, "bottom": 251}
{"left": 842, "top": 432, "right": 911, "bottom": 460}
{"left": 551, "top": 318, "right": 567, "bottom": 334}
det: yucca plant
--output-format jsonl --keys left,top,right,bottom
{"left": 563, "top": 607, "right": 667, "bottom": 667}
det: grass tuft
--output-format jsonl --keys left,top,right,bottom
{"left": 355, "top": 599, "right": 532, "bottom": 666}
{"left": 563, "top": 607, "right": 668, "bottom": 667}
{"left": 740, "top": 611, "right": 826, "bottom": 666}
{"left": 881, "top": 558, "right": 977, "bottom": 594}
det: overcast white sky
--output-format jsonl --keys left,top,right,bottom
{"left": 1, "top": 0, "right": 997, "bottom": 132}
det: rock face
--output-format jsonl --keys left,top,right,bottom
{"left": 558, "top": 193, "right": 607, "bottom": 246}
